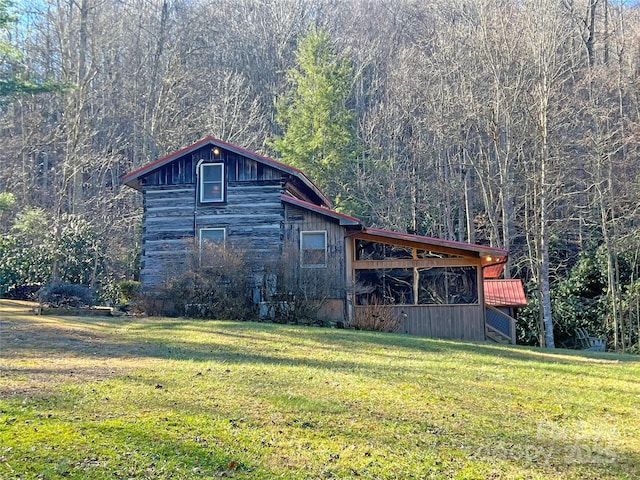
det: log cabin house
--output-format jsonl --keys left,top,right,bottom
{"left": 122, "top": 136, "right": 522, "bottom": 343}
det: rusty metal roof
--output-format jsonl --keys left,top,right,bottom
{"left": 484, "top": 279, "right": 527, "bottom": 307}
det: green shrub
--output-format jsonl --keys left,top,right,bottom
{"left": 119, "top": 280, "right": 140, "bottom": 302}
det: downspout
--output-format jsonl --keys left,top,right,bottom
{"left": 194, "top": 159, "right": 205, "bottom": 245}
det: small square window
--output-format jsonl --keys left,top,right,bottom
{"left": 200, "top": 163, "right": 224, "bottom": 203}
{"left": 301, "top": 231, "right": 327, "bottom": 268}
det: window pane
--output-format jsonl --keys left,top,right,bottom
{"left": 204, "top": 164, "right": 222, "bottom": 181}
{"left": 417, "top": 266, "right": 477, "bottom": 304}
{"left": 355, "top": 268, "right": 414, "bottom": 305}
{"left": 355, "top": 239, "right": 413, "bottom": 260}
{"left": 447, "top": 266, "right": 478, "bottom": 304}
{"left": 201, "top": 228, "right": 225, "bottom": 244}
{"left": 200, "top": 163, "right": 224, "bottom": 202}
{"left": 302, "top": 232, "right": 325, "bottom": 249}
{"left": 417, "top": 267, "right": 447, "bottom": 304}
{"left": 301, "top": 231, "right": 326, "bottom": 267}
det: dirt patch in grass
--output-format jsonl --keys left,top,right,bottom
{"left": 0, "top": 300, "right": 161, "bottom": 397}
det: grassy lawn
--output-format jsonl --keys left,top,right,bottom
{"left": 1, "top": 299, "right": 639, "bottom": 479}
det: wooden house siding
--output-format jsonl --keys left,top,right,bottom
{"left": 354, "top": 304, "right": 485, "bottom": 340}
{"left": 141, "top": 185, "right": 195, "bottom": 287}
{"left": 140, "top": 176, "right": 286, "bottom": 288}
{"left": 125, "top": 137, "right": 515, "bottom": 342}
{"left": 196, "top": 183, "right": 283, "bottom": 256}
{"left": 283, "top": 203, "right": 348, "bottom": 305}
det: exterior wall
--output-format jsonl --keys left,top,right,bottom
{"left": 382, "top": 304, "right": 486, "bottom": 340}
{"left": 141, "top": 185, "right": 196, "bottom": 288}
{"left": 141, "top": 182, "right": 285, "bottom": 289}
{"left": 196, "top": 183, "right": 283, "bottom": 259}
{"left": 138, "top": 140, "right": 289, "bottom": 290}
{"left": 282, "top": 203, "right": 348, "bottom": 321}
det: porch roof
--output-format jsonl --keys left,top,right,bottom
{"left": 281, "top": 195, "right": 509, "bottom": 274}
{"left": 355, "top": 228, "right": 508, "bottom": 274}
{"left": 484, "top": 279, "right": 527, "bottom": 307}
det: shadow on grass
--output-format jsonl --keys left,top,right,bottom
{"left": 2, "top": 305, "right": 638, "bottom": 368}
{"left": 2, "top": 304, "right": 640, "bottom": 479}
{"left": 2, "top": 312, "right": 638, "bottom": 397}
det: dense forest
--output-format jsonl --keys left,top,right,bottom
{"left": 1, "top": 0, "right": 639, "bottom": 351}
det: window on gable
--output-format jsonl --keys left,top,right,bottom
{"left": 199, "top": 163, "right": 224, "bottom": 203}
{"left": 301, "top": 231, "right": 327, "bottom": 268}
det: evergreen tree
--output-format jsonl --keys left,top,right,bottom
{"left": 271, "top": 25, "right": 357, "bottom": 203}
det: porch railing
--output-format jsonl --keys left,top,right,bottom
{"left": 485, "top": 305, "right": 516, "bottom": 344}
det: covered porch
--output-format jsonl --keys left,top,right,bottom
{"left": 347, "top": 228, "right": 511, "bottom": 342}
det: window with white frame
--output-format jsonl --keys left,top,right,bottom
{"left": 199, "top": 227, "right": 226, "bottom": 266}
{"left": 199, "top": 163, "right": 224, "bottom": 203}
{"left": 300, "top": 231, "right": 327, "bottom": 268}
{"left": 199, "top": 227, "right": 226, "bottom": 247}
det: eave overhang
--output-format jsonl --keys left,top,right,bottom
{"left": 281, "top": 194, "right": 362, "bottom": 227}
{"left": 122, "top": 136, "right": 331, "bottom": 207}
{"left": 354, "top": 227, "right": 508, "bottom": 274}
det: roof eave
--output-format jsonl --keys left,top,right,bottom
{"left": 121, "top": 136, "right": 331, "bottom": 206}
{"left": 361, "top": 227, "right": 508, "bottom": 263}
{"left": 281, "top": 194, "right": 362, "bottom": 226}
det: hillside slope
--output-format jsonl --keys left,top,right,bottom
{"left": 1, "top": 300, "right": 638, "bottom": 479}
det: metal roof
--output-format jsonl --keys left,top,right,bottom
{"left": 484, "top": 279, "right": 527, "bottom": 307}
{"left": 356, "top": 227, "right": 508, "bottom": 272}
{"left": 281, "top": 194, "right": 362, "bottom": 226}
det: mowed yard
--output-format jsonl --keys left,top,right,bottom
{"left": 0, "top": 300, "right": 639, "bottom": 479}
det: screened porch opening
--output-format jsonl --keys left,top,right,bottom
{"left": 355, "top": 266, "right": 478, "bottom": 306}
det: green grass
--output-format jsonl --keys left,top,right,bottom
{"left": 1, "top": 299, "right": 639, "bottom": 479}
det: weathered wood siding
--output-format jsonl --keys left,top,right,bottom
{"left": 282, "top": 203, "right": 348, "bottom": 320}
{"left": 196, "top": 183, "right": 283, "bottom": 256}
{"left": 354, "top": 304, "right": 485, "bottom": 341}
{"left": 141, "top": 186, "right": 196, "bottom": 287}
{"left": 139, "top": 145, "right": 287, "bottom": 289}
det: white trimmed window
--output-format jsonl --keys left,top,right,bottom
{"left": 199, "top": 227, "right": 226, "bottom": 266}
{"left": 199, "top": 163, "right": 224, "bottom": 203}
{"left": 300, "top": 231, "right": 327, "bottom": 268}
{"left": 199, "top": 227, "right": 226, "bottom": 247}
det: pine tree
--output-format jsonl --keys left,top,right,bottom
{"left": 271, "top": 25, "right": 357, "bottom": 202}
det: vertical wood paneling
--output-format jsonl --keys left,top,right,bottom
{"left": 354, "top": 304, "right": 485, "bottom": 341}
{"left": 283, "top": 204, "right": 347, "bottom": 306}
